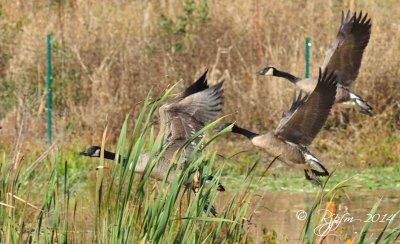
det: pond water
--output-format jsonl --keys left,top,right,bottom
{"left": 218, "top": 190, "right": 400, "bottom": 243}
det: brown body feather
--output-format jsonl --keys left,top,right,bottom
{"left": 222, "top": 69, "right": 337, "bottom": 186}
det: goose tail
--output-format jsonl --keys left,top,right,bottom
{"left": 303, "top": 150, "right": 329, "bottom": 177}
{"left": 304, "top": 170, "right": 323, "bottom": 187}
{"left": 302, "top": 149, "right": 329, "bottom": 187}
{"left": 350, "top": 92, "right": 373, "bottom": 116}
{"left": 205, "top": 175, "right": 225, "bottom": 192}
{"left": 203, "top": 201, "right": 217, "bottom": 217}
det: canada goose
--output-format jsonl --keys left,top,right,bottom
{"left": 80, "top": 70, "right": 225, "bottom": 214}
{"left": 218, "top": 69, "right": 338, "bottom": 186}
{"left": 257, "top": 11, "right": 372, "bottom": 116}
{"left": 79, "top": 145, "right": 225, "bottom": 192}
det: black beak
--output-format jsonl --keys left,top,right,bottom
{"left": 79, "top": 150, "right": 89, "bottom": 156}
{"left": 255, "top": 70, "right": 264, "bottom": 76}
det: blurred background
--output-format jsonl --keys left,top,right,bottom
{"left": 0, "top": 0, "right": 399, "bottom": 241}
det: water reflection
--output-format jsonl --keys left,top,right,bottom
{"left": 218, "top": 190, "right": 400, "bottom": 242}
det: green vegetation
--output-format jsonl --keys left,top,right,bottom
{"left": 1, "top": 90, "right": 399, "bottom": 242}
{"left": 161, "top": 0, "right": 210, "bottom": 52}
{"left": 223, "top": 165, "right": 400, "bottom": 192}
{"left": 300, "top": 177, "right": 400, "bottom": 243}
{"left": 0, "top": 0, "right": 399, "bottom": 242}
{"left": 0, "top": 91, "right": 254, "bottom": 242}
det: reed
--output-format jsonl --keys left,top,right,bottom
{"left": 301, "top": 175, "right": 400, "bottom": 243}
{"left": 0, "top": 88, "right": 253, "bottom": 242}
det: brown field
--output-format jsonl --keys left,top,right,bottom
{"left": 0, "top": 1, "right": 399, "bottom": 242}
{"left": 0, "top": 0, "right": 399, "bottom": 166}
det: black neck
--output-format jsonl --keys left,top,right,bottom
{"left": 103, "top": 150, "right": 116, "bottom": 160}
{"left": 232, "top": 125, "right": 259, "bottom": 139}
{"left": 274, "top": 69, "right": 300, "bottom": 84}
{"left": 103, "top": 150, "right": 127, "bottom": 164}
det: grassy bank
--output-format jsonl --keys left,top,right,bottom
{"left": 0, "top": 0, "right": 399, "bottom": 169}
{"left": 1, "top": 0, "right": 400, "bottom": 242}
{"left": 1, "top": 141, "right": 399, "bottom": 242}
{"left": 0, "top": 95, "right": 253, "bottom": 242}
{"left": 224, "top": 166, "right": 400, "bottom": 192}
{"left": 1, "top": 118, "right": 399, "bottom": 241}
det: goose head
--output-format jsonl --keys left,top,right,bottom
{"left": 256, "top": 66, "right": 276, "bottom": 76}
{"left": 80, "top": 146, "right": 101, "bottom": 157}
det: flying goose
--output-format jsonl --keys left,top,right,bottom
{"left": 80, "top": 70, "right": 225, "bottom": 214}
{"left": 80, "top": 145, "right": 225, "bottom": 192}
{"left": 218, "top": 69, "right": 338, "bottom": 186}
{"left": 257, "top": 11, "right": 372, "bottom": 116}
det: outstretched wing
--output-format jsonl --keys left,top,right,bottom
{"left": 274, "top": 69, "right": 337, "bottom": 146}
{"left": 278, "top": 90, "right": 309, "bottom": 128}
{"left": 159, "top": 80, "right": 224, "bottom": 159}
{"left": 159, "top": 69, "right": 209, "bottom": 131}
{"left": 179, "top": 69, "right": 209, "bottom": 99}
{"left": 321, "top": 11, "right": 371, "bottom": 87}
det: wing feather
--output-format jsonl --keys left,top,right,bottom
{"left": 159, "top": 69, "right": 209, "bottom": 131}
{"left": 321, "top": 11, "right": 371, "bottom": 87}
{"left": 157, "top": 70, "right": 224, "bottom": 162}
{"left": 275, "top": 69, "right": 337, "bottom": 146}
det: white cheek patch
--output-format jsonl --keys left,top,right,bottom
{"left": 265, "top": 68, "right": 274, "bottom": 76}
{"left": 94, "top": 149, "right": 100, "bottom": 157}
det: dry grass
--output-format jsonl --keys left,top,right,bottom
{"left": 0, "top": 0, "right": 399, "bottom": 167}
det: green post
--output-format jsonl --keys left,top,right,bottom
{"left": 46, "top": 34, "right": 52, "bottom": 145}
{"left": 305, "top": 37, "right": 310, "bottom": 79}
